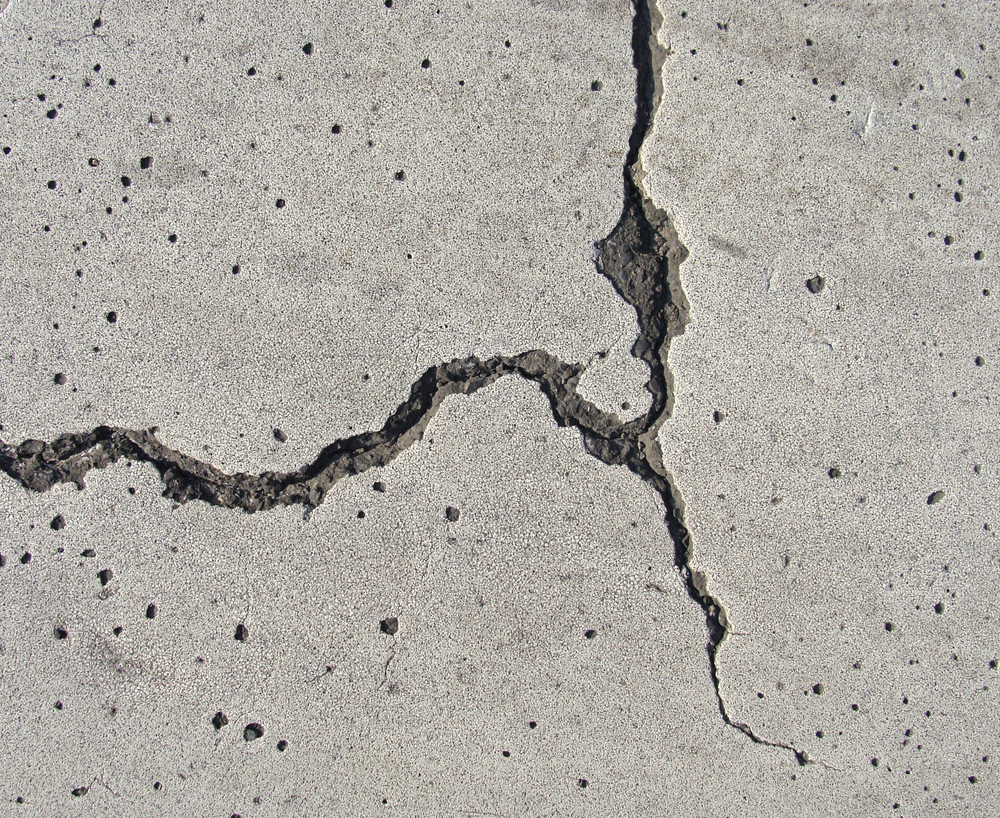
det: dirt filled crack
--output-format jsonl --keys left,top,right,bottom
{"left": 0, "top": 0, "right": 807, "bottom": 766}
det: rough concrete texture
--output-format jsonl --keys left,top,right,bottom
{"left": 0, "top": 0, "right": 998, "bottom": 816}
{"left": 649, "top": 0, "right": 1000, "bottom": 813}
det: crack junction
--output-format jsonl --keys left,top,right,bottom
{"left": 0, "top": 0, "right": 810, "bottom": 766}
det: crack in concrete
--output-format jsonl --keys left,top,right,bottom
{"left": 0, "top": 0, "right": 808, "bottom": 766}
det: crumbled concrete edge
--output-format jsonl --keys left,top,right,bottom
{"left": 0, "top": 0, "right": 809, "bottom": 765}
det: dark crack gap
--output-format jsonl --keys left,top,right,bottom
{"left": 0, "top": 0, "right": 804, "bottom": 766}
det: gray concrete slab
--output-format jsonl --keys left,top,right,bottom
{"left": 0, "top": 0, "right": 642, "bottom": 474}
{"left": 649, "top": 0, "right": 1000, "bottom": 812}
{"left": 0, "top": 378, "right": 827, "bottom": 816}
{"left": 1, "top": 0, "right": 998, "bottom": 815}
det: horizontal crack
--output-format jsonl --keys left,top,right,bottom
{"left": 1, "top": 351, "right": 618, "bottom": 512}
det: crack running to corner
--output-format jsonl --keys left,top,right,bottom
{"left": 0, "top": 0, "right": 810, "bottom": 766}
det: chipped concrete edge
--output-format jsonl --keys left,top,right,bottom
{"left": 0, "top": 0, "right": 809, "bottom": 765}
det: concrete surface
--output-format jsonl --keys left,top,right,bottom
{"left": 650, "top": 1, "right": 1000, "bottom": 811}
{"left": 1, "top": 0, "right": 998, "bottom": 816}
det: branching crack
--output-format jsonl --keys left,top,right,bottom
{"left": 0, "top": 0, "right": 807, "bottom": 765}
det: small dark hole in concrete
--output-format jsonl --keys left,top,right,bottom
{"left": 331, "top": 124, "right": 341, "bottom": 134}
{"left": 806, "top": 275, "right": 825, "bottom": 294}
{"left": 584, "top": 629, "right": 597, "bottom": 639}
{"left": 47, "top": 180, "right": 56, "bottom": 189}
{"left": 72, "top": 786, "right": 88, "bottom": 797}
{"left": 140, "top": 156, "right": 152, "bottom": 169}
{"left": 120, "top": 175, "right": 131, "bottom": 187}
{"left": 88, "top": 157, "right": 100, "bottom": 167}
{"left": 379, "top": 616, "right": 399, "bottom": 635}
{"left": 828, "top": 467, "right": 841, "bottom": 478}
{"left": 273, "top": 427, "right": 287, "bottom": 443}
{"left": 235, "top": 623, "right": 249, "bottom": 642}
{"left": 445, "top": 506, "right": 460, "bottom": 522}
{"left": 277, "top": 740, "right": 288, "bottom": 751}
{"left": 502, "top": 750, "right": 511, "bottom": 757}
{"left": 927, "top": 490, "right": 945, "bottom": 505}
{"left": 395, "top": 170, "right": 406, "bottom": 181}
{"left": 934, "top": 602, "right": 945, "bottom": 614}
{"left": 421, "top": 58, "right": 431, "bottom": 69}
{"left": 54, "top": 627, "right": 68, "bottom": 640}
{"left": 812, "top": 683, "right": 824, "bottom": 695}
{"left": 46, "top": 109, "right": 57, "bottom": 119}
{"left": 373, "top": 481, "right": 386, "bottom": 493}
{"left": 50, "top": 514, "right": 65, "bottom": 530}
{"left": 146, "top": 603, "right": 158, "bottom": 619}
{"left": 357, "top": 510, "right": 366, "bottom": 519}
{"left": 577, "top": 778, "right": 589, "bottom": 788}
{"left": 98, "top": 568, "right": 113, "bottom": 586}
{"left": 713, "top": 410, "right": 724, "bottom": 423}
{"left": 302, "top": 42, "right": 313, "bottom": 55}
{"left": 591, "top": 80, "right": 603, "bottom": 91}
{"left": 275, "top": 198, "right": 285, "bottom": 208}
{"left": 528, "top": 721, "right": 537, "bottom": 728}
{"left": 212, "top": 711, "right": 229, "bottom": 730}
{"left": 885, "top": 622, "right": 895, "bottom": 632}
{"left": 106, "top": 311, "right": 118, "bottom": 323}
{"left": 974, "top": 355, "right": 985, "bottom": 366}
{"left": 53, "top": 372, "right": 67, "bottom": 385}
{"left": 20, "top": 552, "right": 31, "bottom": 564}
{"left": 167, "top": 233, "right": 177, "bottom": 243}
{"left": 244, "top": 723, "right": 265, "bottom": 741}
{"left": 81, "top": 549, "right": 96, "bottom": 557}
{"left": 247, "top": 67, "right": 257, "bottom": 76}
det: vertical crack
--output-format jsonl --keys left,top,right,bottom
{"left": 0, "top": 0, "right": 809, "bottom": 764}
{"left": 595, "top": 0, "right": 813, "bottom": 766}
